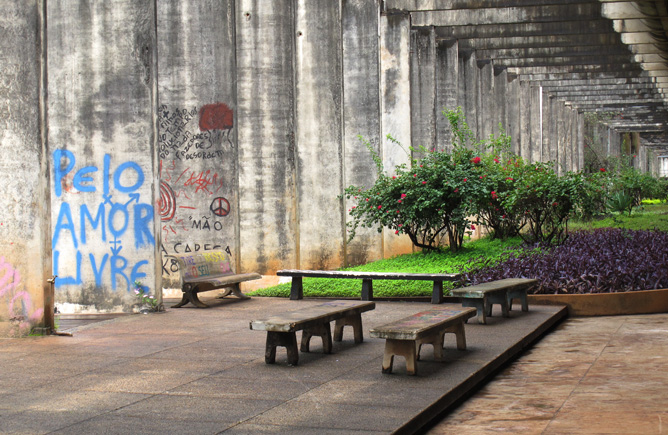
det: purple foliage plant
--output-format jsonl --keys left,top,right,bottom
{"left": 462, "top": 228, "right": 668, "bottom": 294}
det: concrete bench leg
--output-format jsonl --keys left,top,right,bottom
{"left": 443, "top": 321, "right": 467, "bottom": 350}
{"left": 417, "top": 332, "right": 445, "bottom": 362}
{"left": 172, "top": 285, "right": 208, "bottom": 308}
{"left": 508, "top": 290, "right": 529, "bottom": 312}
{"left": 462, "top": 298, "right": 486, "bottom": 324}
{"left": 265, "top": 331, "right": 299, "bottom": 365}
{"left": 300, "top": 322, "right": 333, "bottom": 354}
{"left": 486, "top": 293, "right": 510, "bottom": 318}
{"left": 383, "top": 339, "right": 418, "bottom": 375}
{"left": 333, "top": 314, "right": 363, "bottom": 343}
{"left": 217, "top": 283, "right": 251, "bottom": 300}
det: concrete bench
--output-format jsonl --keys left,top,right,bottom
{"left": 369, "top": 306, "right": 476, "bottom": 375}
{"left": 451, "top": 278, "right": 538, "bottom": 324}
{"left": 249, "top": 300, "right": 375, "bottom": 366}
{"left": 170, "top": 251, "right": 261, "bottom": 308}
{"left": 276, "top": 269, "right": 462, "bottom": 304}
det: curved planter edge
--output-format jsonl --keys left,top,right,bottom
{"left": 528, "top": 288, "right": 668, "bottom": 316}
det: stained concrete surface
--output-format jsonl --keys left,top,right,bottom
{"left": 427, "top": 313, "right": 668, "bottom": 434}
{"left": 0, "top": 296, "right": 581, "bottom": 434}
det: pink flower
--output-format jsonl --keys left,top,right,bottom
{"left": 600, "top": 168, "right": 606, "bottom": 172}
{"left": 454, "top": 188, "right": 459, "bottom": 193}
{"left": 471, "top": 224, "right": 476, "bottom": 230}
{"left": 506, "top": 177, "right": 514, "bottom": 181}
{"left": 479, "top": 176, "right": 483, "bottom": 179}
{"left": 463, "top": 178, "right": 467, "bottom": 182}
{"left": 422, "top": 181, "right": 427, "bottom": 184}
{"left": 392, "top": 176, "right": 396, "bottom": 179}
{"left": 491, "top": 191, "right": 498, "bottom": 199}
{"left": 365, "top": 198, "right": 369, "bottom": 201}
{"left": 494, "top": 158, "right": 500, "bottom": 163}
{"left": 395, "top": 230, "right": 399, "bottom": 234}
{"left": 378, "top": 205, "right": 382, "bottom": 209}
{"left": 471, "top": 157, "right": 481, "bottom": 164}
{"left": 398, "top": 224, "right": 403, "bottom": 227}
{"left": 413, "top": 174, "right": 417, "bottom": 177}
{"left": 552, "top": 202, "right": 558, "bottom": 206}
{"left": 401, "top": 193, "right": 407, "bottom": 199}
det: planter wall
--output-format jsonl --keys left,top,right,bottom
{"left": 528, "top": 288, "right": 668, "bottom": 316}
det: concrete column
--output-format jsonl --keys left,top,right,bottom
{"left": 435, "top": 39, "right": 458, "bottom": 152}
{"left": 380, "top": 12, "right": 413, "bottom": 258}
{"left": 410, "top": 26, "right": 436, "bottom": 159}
{"left": 557, "top": 102, "right": 567, "bottom": 175}
{"left": 342, "top": 0, "right": 383, "bottom": 266}
{"left": 157, "top": 0, "right": 238, "bottom": 286}
{"left": 48, "top": 0, "right": 157, "bottom": 311}
{"left": 0, "top": 1, "right": 50, "bottom": 335}
{"left": 576, "top": 111, "right": 585, "bottom": 171}
{"left": 459, "top": 51, "right": 478, "bottom": 143}
{"left": 542, "top": 92, "right": 557, "bottom": 166}
{"left": 294, "top": 0, "right": 344, "bottom": 270}
{"left": 530, "top": 85, "right": 543, "bottom": 163}
{"left": 236, "top": 0, "right": 298, "bottom": 274}
{"left": 477, "top": 60, "right": 494, "bottom": 144}
{"left": 506, "top": 74, "right": 521, "bottom": 155}
{"left": 493, "top": 67, "right": 508, "bottom": 139}
{"left": 519, "top": 81, "right": 532, "bottom": 161}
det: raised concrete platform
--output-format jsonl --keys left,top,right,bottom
{"left": 0, "top": 297, "right": 566, "bottom": 434}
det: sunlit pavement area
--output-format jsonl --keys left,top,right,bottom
{"left": 427, "top": 313, "right": 668, "bottom": 435}
{"left": 2, "top": 297, "right": 665, "bottom": 434}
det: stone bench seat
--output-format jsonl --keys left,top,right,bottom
{"left": 369, "top": 306, "right": 476, "bottom": 375}
{"left": 277, "top": 269, "right": 462, "bottom": 304}
{"left": 170, "top": 251, "right": 261, "bottom": 308}
{"left": 249, "top": 300, "right": 376, "bottom": 365}
{"left": 451, "top": 278, "right": 538, "bottom": 324}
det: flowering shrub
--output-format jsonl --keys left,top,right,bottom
{"left": 343, "top": 143, "right": 478, "bottom": 251}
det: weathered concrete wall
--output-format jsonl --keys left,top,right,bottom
{"left": 48, "top": 0, "right": 158, "bottom": 313}
{"left": 0, "top": 1, "right": 49, "bottom": 335}
{"left": 2, "top": 2, "right": 595, "bottom": 325}
{"left": 157, "top": 1, "right": 238, "bottom": 291}
{"left": 236, "top": 0, "right": 298, "bottom": 276}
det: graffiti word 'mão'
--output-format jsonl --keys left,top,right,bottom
{"left": 51, "top": 150, "right": 154, "bottom": 290}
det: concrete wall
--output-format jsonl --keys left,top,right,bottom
{"left": 1, "top": 1, "right": 591, "bottom": 329}
{"left": 0, "top": 1, "right": 50, "bottom": 336}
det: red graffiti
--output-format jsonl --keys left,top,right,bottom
{"left": 199, "top": 103, "right": 233, "bottom": 131}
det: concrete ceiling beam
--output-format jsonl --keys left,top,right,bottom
{"left": 457, "top": 33, "right": 622, "bottom": 50}
{"left": 412, "top": 4, "right": 603, "bottom": 27}
{"left": 435, "top": 20, "right": 616, "bottom": 39}
{"left": 602, "top": 3, "right": 666, "bottom": 20}
{"left": 473, "top": 45, "right": 632, "bottom": 60}
{"left": 492, "top": 55, "right": 636, "bottom": 67}
{"left": 385, "top": 0, "right": 601, "bottom": 12}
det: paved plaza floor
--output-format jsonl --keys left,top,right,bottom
{"left": 1, "top": 296, "right": 665, "bottom": 434}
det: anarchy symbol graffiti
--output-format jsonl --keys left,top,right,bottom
{"left": 210, "top": 197, "right": 230, "bottom": 217}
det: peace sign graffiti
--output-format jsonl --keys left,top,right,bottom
{"left": 210, "top": 197, "right": 230, "bottom": 217}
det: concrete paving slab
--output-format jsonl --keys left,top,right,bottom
{"left": 0, "top": 297, "right": 565, "bottom": 434}
{"left": 427, "top": 313, "right": 668, "bottom": 435}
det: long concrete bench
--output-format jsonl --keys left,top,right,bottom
{"left": 249, "top": 300, "right": 376, "bottom": 366}
{"left": 170, "top": 251, "right": 261, "bottom": 308}
{"left": 451, "top": 278, "right": 538, "bottom": 324}
{"left": 276, "top": 269, "right": 462, "bottom": 304}
{"left": 369, "top": 306, "right": 477, "bottom": 375}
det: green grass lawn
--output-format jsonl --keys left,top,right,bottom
{"left": 570, "top": 201, "right": 668, "bottom": 232}
{"left": 248, "top": 202, "right": 668, "bottom": 299}
{"left": 248, "top": 236, "right": 524, "bottom": 298}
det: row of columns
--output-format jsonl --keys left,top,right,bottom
{"left": 409, "top": 29, "right": 584, "bottom": 174}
